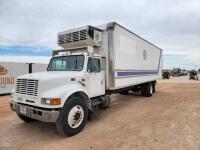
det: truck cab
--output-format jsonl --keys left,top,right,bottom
{"left": 47, "top": 50, "right": 106, "bottom": 98}
{"left": 10, "top": 26, "right": 110, "bottom": 136}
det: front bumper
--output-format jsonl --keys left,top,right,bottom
{"left": 10, "top": 102, "right": 60, "bottom": 122}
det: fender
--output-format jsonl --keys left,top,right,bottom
{"left": 41, "top": 83, "right": 89, "bottom": 108}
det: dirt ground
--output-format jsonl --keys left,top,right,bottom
{"left": 0, "top": 77, "right": 200, "bottom": 150}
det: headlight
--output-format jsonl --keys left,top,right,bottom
{"left": 41, "top": 98, "right": 61, "bottom": 105}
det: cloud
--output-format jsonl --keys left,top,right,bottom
{"left": 0, "top": 0, "right": 200, "bottom": 69}
{"left": 0, "top": 55, "right": 50, "bottom": 64}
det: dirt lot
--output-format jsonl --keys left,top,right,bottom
{"left": 0, "top": 77, "right": 200, "bottom": 150}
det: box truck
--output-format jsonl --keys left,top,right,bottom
{"left": 10, "top": 22, "right": 163, "bottom": 136}
{"left": 0, "top": 62, "right": 48, "bottom": 94}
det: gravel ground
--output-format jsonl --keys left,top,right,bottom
{"left": 0, "top": 78, "right": 200, "bottom": 150}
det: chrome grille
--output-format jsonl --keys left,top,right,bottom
{"left": 58, "top": 29, "right": 87, "bottom": 45}
{"left": 16, "top": 79, "right": 38, "bottom": 96}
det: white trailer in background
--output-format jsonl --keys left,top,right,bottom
{"left": 10, "top": 22, "right": 163, "bottom": 136}
{"left": 196, "top": 69, "right": 200, "bottom": 80}
{"left": 0, "top": 62, "right": 47, "bottom": 94}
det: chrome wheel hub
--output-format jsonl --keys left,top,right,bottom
{"left": 68, "top": 105, "right": 84, "bottom": 128}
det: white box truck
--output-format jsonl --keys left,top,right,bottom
{"left": 10, "top": 22, "right": 163, "bottom": 136}
{"left": 0, "top": 62, "right": 48, "bottom": 94}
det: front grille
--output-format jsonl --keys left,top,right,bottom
{"left": 16, "top": 79, "right": 38, "bottom": 96}
{"left": 58, "top": 29, "right": 87, "bottom": 45}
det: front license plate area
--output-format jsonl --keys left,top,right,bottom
{"left": 20, "top": 107, "right": 26, "bottom": 114}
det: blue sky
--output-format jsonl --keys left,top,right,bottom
{"left": 0, "top": 45, "right": 51, "bottom": 56}
{"left": 0, "top": 45, "right": 52, "bottom": 64}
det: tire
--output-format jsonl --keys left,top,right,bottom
{"left": 17, "top": 114, "right": 35, "bottom": 122}
{"left": 56, "top": 97, "right": 88, "bottom": 136}
{"left": 152, "top": 82, "right": 156, "bottom": 93}
{"left": 119, "top": 90, "right": 129, "bottom": 95}
{"left": 141, "top": 82, "right": 153, "bottom": 97}
{"left": 141, "top": 85, "right": 146, "bottom": 96}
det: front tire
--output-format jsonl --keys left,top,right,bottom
{"left": 56, "top": 97, "right": 88, "bottom": 136}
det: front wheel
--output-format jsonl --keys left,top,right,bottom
{"left": 56, "top": 97, "right": 88, "bottom": 136}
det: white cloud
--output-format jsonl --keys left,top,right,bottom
{"left": 0, "top": 0, "right": 200, "bottom": 68}
{"left": 0, "top": 56, "right": 51, "bottom": 64}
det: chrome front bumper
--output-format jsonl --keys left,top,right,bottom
{"left": 10, "top": 102, "right": 60, "bottom": 122}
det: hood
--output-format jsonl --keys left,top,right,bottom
{"left": 18, "top": 71, "right": 84, "bottom": 81}
{"left": 17, "top": 71, "right": 85, "bottom": 97}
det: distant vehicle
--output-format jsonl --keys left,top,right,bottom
{"left": 180, "top": 70, "right": 188, "bottom": 76}
{"left": 189, "top": 70, "right": 198, "bottom": 80}
{"left": 198, "top": 72, "right": 200, "bottom": 80}
{"left": 162, "top": 70, "right": 171, "bottom": 79}
{"left": 184, "top": 70, "right": 188, "bottom": 75}
{"left": 172, "top": 68, "right": 181, "bottom": 76}
{"left": 172, "top": 68, "right": 187, "bottom": 76}
{"left": 10, "top": 22, "right": 163, "bottom": 136}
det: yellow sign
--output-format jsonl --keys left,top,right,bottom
{"left": 0, "top": 65, "right": 7, "bottom": 75}
{"left": 0, "top": 65, "right": 15, "bottom": 86}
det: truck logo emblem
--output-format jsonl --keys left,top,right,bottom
{"left": 0, "top": 65, "right": 7, "bottom": 75}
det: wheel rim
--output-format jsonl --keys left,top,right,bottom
{"left": 68, "top": 105, "right": 84, "bottom": 128}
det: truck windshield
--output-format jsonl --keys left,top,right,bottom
{"left": 47, "top": 55, "right": 84, "bottom": 71}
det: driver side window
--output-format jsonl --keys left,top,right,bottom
{"left": 87, "top": 58, "right": 101, "bottom": 73}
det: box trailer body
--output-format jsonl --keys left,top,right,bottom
{"left": 10, "top": 22, "right": 163, "bottom": 136}
{"left": 0, "top": 62, "right": 47, "bottom": 94}
{"left": 103, "top": 23, "right": 162, "bottom": 90}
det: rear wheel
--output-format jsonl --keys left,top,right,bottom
{"left": 141, "top": 82, "right": 153, "bottom": 97}
{"left": 119, "top": 90, "right": 129, "bottom": 95}
{"left": 17, "top": 114, "right": 35, "bottom": 122}
{"left": 56, "top": 97, "right": 88, "bottom": 136}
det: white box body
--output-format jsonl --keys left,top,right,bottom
{"left": 0, "top": 62, "right": 47, "bottom": 94}
{"left": 97, "top": 23, "right": 163, "bottom": 90}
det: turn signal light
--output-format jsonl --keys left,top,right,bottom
{"left": 41, "top": 98, "right": 61, "bottom": 105}
{"left": 50, "top": 98, "right": 61, "bottom": 105}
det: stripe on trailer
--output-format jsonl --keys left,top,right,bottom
{"left": 115, "top": 70, "right": 159, "bottom": 78}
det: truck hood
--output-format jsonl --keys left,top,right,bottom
{"left": 17, "top": 71, "right": 85, "bottom": 97}
{"left": 18, "top": 71, "right": 84, "bottom": 81}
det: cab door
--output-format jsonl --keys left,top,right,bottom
{"left": 86, "top": 57, "right": 105, "bottom": 98}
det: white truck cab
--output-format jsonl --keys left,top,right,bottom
{"left": 10, "top": 22, "right": 163, "bottom": 136}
